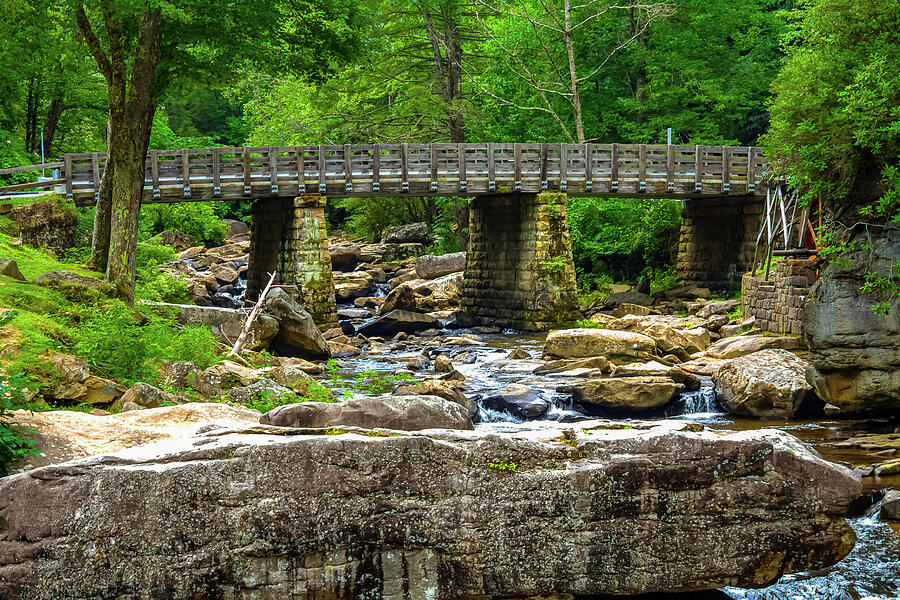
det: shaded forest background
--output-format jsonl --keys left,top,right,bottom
{"left": 2, "top": 0, "right": 891, "bottom": 296}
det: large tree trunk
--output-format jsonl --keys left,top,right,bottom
{"left": 563, "top": 0, "right": 585, "bottom": 143}
{"left": 89, "top": 117, "right": 114, "bottom": 272}
{"left": 423, "top": 10, "right": 466, "bottom": 143}
{"left": 42, "top": 97, "right": 68, "bottom": 154}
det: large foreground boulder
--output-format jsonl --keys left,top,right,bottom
{"left": 713, "top": 349, "right": 817, "bottom": 418}
{"left": 803, "top": 230, "right": 900, "bottom": 414}
{"left": 266, "top": 288, "right": 330, "bottom": 359}
{"left": 260, "top": 395, "right": 473, "bottom": 431}
{"left": 0, "top": 422, "right": 859, "bottom": 598}
{"left": 543, "top": 328, "right": 656, "bottom": 359}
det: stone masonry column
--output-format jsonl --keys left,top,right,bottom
{"left": 462, "top": 192, "right": 578, "bottom": 331}
{"left": 247, "top": 195, "right": 338, "bottom": 330}
{"left": 676, "top": 196, "right": 763, "bottom": 291}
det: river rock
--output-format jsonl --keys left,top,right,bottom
{"left": 160, "top": 361, "right": 217, "bottom": 398}
{"left": 543, "top": 328, "right": 656, "bottom": 359}
{"left": 444, "top": 309, "right": 477, "bottom": 329}
{"left": 228, "top": 379, "right": 296, "bottom": 405}
{"left": 224, "top": 219, "right": 250, "bottom": 243}
{"left": 706, "top": 334, "right": 804, "bottom": 359}
{"left": 433, "top": 354, "right": 453, "bottom": 373}
{"left": 533, "top": 356, "right": 611, "bottom": 375}
{"left": 383, "top": 221, "right": 429, "bottom": 244}
{"left": 380, "top": 283, "right": 417, "bottom": 313}
{"left": 111, "top": 382, "right": 179, "bottom": 411}
{"left": 880, "top": 489, "right": 900, "bottom": 522}
{"left": 330, "top": 245, "right": 362, "bottom": 271}
{"left": 266, "top": 288, "right": 330, "bottom": 359}
{"left": 481, "top": 384, "right": 550, "bottom": 419}
{"left": 697, "top": 299, "right": 740, "bottom": 319}
{"left": 6, "top": 403, "right": 260, "bottom": 473}
{"left": 568, "top": 376, "right": 678, "bottom": 414}
{"left": 260, "top": 395, "right": 473, "bottom": 431}
{"left": 334, "top": 271, "right": 376, "bottom": 302}
{"left": 358, "top": 309, "right": 440, "bottom": 337}
{"left": 713, "top": 349, "right": 817, "bottom": 418}
{"left": 35, "top": 270, "right": 115, "bottom": 300}
{"left": 0, "top": 259, "right": 25, "bottom": 281}
{"left": 803, "top": 230, "right": 900, "bottom": 414}
{"left": 602, "top": 290, "right": 654, "bottom": 309}
{"left": 415, "top": 252, "right": 466, "bottom": 279}
{"left": 0, "top": 422, "right": 860, "bottom": 598}
{"left": 208, "top": 262, "right": 238, "bottom": 284}
{"left": 394, "top": 380, "right": 476, "bottom": 418}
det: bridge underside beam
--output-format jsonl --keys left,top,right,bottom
{"left": 676, "top": 196, "right": 764, "bottom": 291}
{"left": 463, "top": 192, "right": 578, "bottom": 331}
{"left": 247, "top": 195, "right": 338, "bottom": 330}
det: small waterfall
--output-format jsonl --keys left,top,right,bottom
{"left": 667, "top": 387, "right": 722, "bottom": 417}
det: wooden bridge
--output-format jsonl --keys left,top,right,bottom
{"left": 0, "top": 143, "right": 767, "bottom": 205}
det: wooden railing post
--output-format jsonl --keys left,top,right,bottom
{"left": 458, "top": 143, "right": 467, "bottom": 192}
{"left": 666, "top": 144, "right": 675, "bottom": 192}
{"left": 559, "top": 144, "right": 568, "bottom": 192}
{"left": 722, "top": 146, "right": 731, "bottom": 193}
{"left": 318, "top": 145, "right": 326, "bottom": 194}
{"left": 513, "top": 143, "right": 522, "bottom": 192}
{"left": 540, "top": 143, "right": 548, "bottom": 191}
{"left": 429, "top": 143, "right": 437, "bottom": 192}
{"left": 297, "top": 146, "right": 306, "bottom": 193}
{"left": 90, "top": 153, "right": 100, "bottom": 202}
{"left": 584, "top": 143, "right": 592, "bottom": 192}
{"left": 64, "top": 155, "right": 73, "bottom": 200}
{"left": 270, "top": 147, "right": 280, "bottom": 195}
{"left": 150, "top": 150, "right": 160, "bottom": 199}
{"left": 212, "top": 148, "right": 221, "bottom": 197}
{"left": 372, "top": 144, "right": 380, "bottom": 192}
{"left": 400, "top": 143, "right": 409, "bottom": 193}
{"left": 694, "top": 145, "right": 702, "bottom": 193}
{"left": 487, "top": 142, "right": 496, "bottom": 192}
{"left": 610, "top": 143, "right": 619, "bottom": 192}
{"left": 638, "top": 144, "right": 646, "bottom": 192}
{"left": 343, "top": 144, "right": 352, "bottom": 193}
{"left": 243, "top": 147, "right": 252, "bottom": 196}
{"left": 182, "top": 148, "right": 191, "bottom": 198}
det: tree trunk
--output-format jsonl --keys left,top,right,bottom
{"left": 89, "top": 117, "right": 114, "bottom": 272}
{"left": 563, "top": 0, "right": 585, "bottom": 143}
{"left": 42, "top": 97, "right": 68, "bottom": 155}
{"left": 104, "top": 8, "right": 162, "bottom": 304}
{"left": 423, "top": 10, "right": 466, "bottom": 143}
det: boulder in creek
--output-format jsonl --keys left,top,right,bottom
{"left": 328, "top": 341, "right": 361, "bottom": 357}
{"left": 433, "top": 353, "right": 454, "bottom": 373}
{"left": 336, "top": 308, "right": 371, "bottom": 320}
{"left": 696, "top": 299, "right": 740, "bottom": 319}
{"left": 0, "top": 421, "right": 860, "bottom": 598}
{"left": 111, "top": 382, "right": 181, "bottom": 411}
{"left": 533, "top": 355, "right": 611, "bottom": 375}
{"left": 566, "top": 376, "right": 679, "bottom": 414}
{"left": 260, "top": 394, "right": 473, "bottom": 431}
{"left": 382, "top": 221, "right": 429, "bottom": 244}
{"left": 379, "top": 282, "right": 417, "bottom": 314}
{"left": 329, "top": 244, "right": 362, "bottom": 271}
{"left": 706, "top": 334, "right": 804, "bottom": 359}
{"left": 443, "top": 309, "right": 477, "bottom": 329}
{"left": 880, "top": 489, "right": 900, "bottom": 522}
{"left": 394, "top": 379, "right": 477, "bottom": 419}
{"left": 481, "top": 384, "right": 550, "bottom": 419}
{"left": 713, "top": 349, "right": 819, "bottom": 419}
{"left": 803, "top": 230, "right": 900, "bottom": 414}
{"left": 542, "top": 328, "right": 656, "bottom": 359}
{"left": 610, "top": 302, "right": 653, "bottom": 318}
{"left": 168, "top": 303, "right": 278, "bottom": 351}
{"left": 415, "top": 251, "right": 466, "bottom": 279}
{"left": 334, "top": 271, "right": 376, "bottom": 302}
{"left": 0, "top": 258, "right": 25, "bottom": 281}
{"left": 358, "top": 309, "right": 441, "bottom": 338}
{"left": 266, "top": 287, "right": 331, "bottom": 359}
{"left": 207, "top": 262, "right": 239, "bottom": 284}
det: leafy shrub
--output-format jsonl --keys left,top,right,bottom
{"left": 138, "top": 202, "right": 227, "bottom": 247}
{"left": 74, "top": 301, "right": 221, "bottom": 386}
{"left": 574, "top": 318, "right": 605, "bottom": 329}
{"left": 0, "top": 372, "right": 39, "bottom": 476}
{"left": 134, "top": 238, "right": 190, "bottom": 303}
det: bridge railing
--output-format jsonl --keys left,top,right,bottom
{"left": 59, "top": 143, "right": 767, "bottom": 205}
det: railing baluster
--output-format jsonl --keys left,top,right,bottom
{"left": 584, "top": 143, "right": 592, "bottom": 192}
{"left": 487, "top": 142, "right": 496, "bottom": 192}
{"left": 747, "top": 147, "right": 756, "bottom": 193}
{"left": 344, "top": 144, "right": 352, "bottom": 192}
{"left": 318, "top": 145, "right": 326, "bottom": 194}
{"left": 269, "top": 147, "right": 279, "bottom": 195}
{"left": 559, "top": 144, "right": 568, "bottom": 192}
{"left": 430, "top": 143, "right": 438, "bottom": 192}
{"left": 694, "top": 145, "right": 703, "bottom": 193}
{"left": 610, "top": 143, "right": 619, "bottom": 192}
{"left": 64, "top": 154, "right": 73, "bottom": 200}
{"left": 212, "top": 149, "right": 221, "bottom": 197}
{"left": 514, "top": 143, "right": 522, "bottom": 192}
{"left": 666, "top": 145, "right": 675, "bottom": 192}
{"left": 182, "top": 149, "right": 191, "bottom": 198}
{"left": 400, "top": 143, "right": 409, "bottom": 193}
{"left": 150, "top": 150, "right": 160, "bottom": 199}
{"left": 722, "top": 146, "right": 731, "bottom": 193}
{"left": 91, "top": 153, "right": 100, "bottom": 202}
{"left": 458, "top": 143, "right": 467, "bottom": 192}
{"left": 372, "top": 144, "right": 380, "bottom": 192}
{"left": 297, "top": 147, "right": 306, "bottom": 193}
{"left": 540, "top": 143, "right": 548, "bottom": 191}
{"left": 243, "top": 147, "right": 251, "bottom": 196}
{"left": 638, "top": 144, "right": 646, "bottom": 192}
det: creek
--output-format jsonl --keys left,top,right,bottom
{"left": 328, "top": 323, "right": 900, "bottom": 600}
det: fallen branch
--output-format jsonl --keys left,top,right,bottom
{"left": 227, "top": 271, "right": 277, "bottom": 360}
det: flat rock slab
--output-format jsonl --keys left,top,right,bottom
{"left": 0, "top": 421, "right": 859, "bottom": 599}
{"left": 543, "top": 328, "right": 656, "bottom": 359}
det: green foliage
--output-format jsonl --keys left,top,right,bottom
{"left": 0, "top": 371, "right": 38, "bottom": 477}
{"left": 138, "top": 202, "right": 227, "bottom": 247}
{"left": 487, "top": 458, "right": 518, "bottom": 472}
{"left": 72, "top": 302, "right": 221, "bottom": 386}
{"left": 574, "top": 318, "right": 605, "bottom": 329}
{"left": 642, "top": 266, "right": 680, "bottom": 294}
{"left": 132, "top": 238, "right": 191, "bottom": 303}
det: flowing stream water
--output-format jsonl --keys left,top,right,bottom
{"left": 329, "top": 319, "right": 900, "bottom": 599}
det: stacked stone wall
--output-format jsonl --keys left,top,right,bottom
{"left": 247, "top": 195, "right": 338, "bottom": 330}
{"left": 741, "top": 259, "right": 818, "bottom": 334}
{"left": 462, "top": 192, "right": 578, "bottom": 330}
{"left": 677, "top": 196, "right": 763, "bottom": 290}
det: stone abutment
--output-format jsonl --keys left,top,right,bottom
{"left": 462, "top": 192, "right": 578, "bottom": 330}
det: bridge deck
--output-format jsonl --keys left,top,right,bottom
{"left": 52, "top": 143, "right": 765, "bottom": 205}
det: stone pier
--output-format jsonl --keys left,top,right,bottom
{"left": 676, "top": 196, "right": 763, "bottom": 290}
{"left": 462, "top": 192, "right": 578, "bottom": 330}
{"left": 247, "top": 195, "right": 338, "bottom": 330}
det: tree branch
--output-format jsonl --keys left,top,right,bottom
{"left": 74, "top": 6, "right": 112, "bottom": 81}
